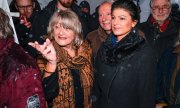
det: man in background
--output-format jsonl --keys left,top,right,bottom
{"left": 9, "top": 0, "right": 41, "bottom": 58}
{"left": 86, "top": 1, "right": 112, "bottom": 60}
{"left": 139, "top": 0, "right": 179, "bottom": 59}
{"left": 79, "top": 0, "right": 96, "bottom": 33}
{"left": 31, "top": 0, "right": 89, "bottom": 44}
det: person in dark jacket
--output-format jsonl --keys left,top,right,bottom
{"left": 31, "top": 0, "right": 89, "bottom": 44}
{"left": 79, "top": 0, "right": 90, "bottom": 14}
{"left": 79, "top": 0, "right": 97, "bottom": 33}
{"left": 91, "top": 5, "right": 100, "bottom": 31}
{"left": 92, "top": 0, "right": 157, "bottom": 108}
{"left": 0, "top": 8, "right": 46, "bottom": 108}
{"left": 9, "top": 0, "right": 41, "bottom": 58}
{"left": 138, "top": 0, "right": 180, "bottom": 107}
{"left": 138, "top": 0, "right": 179, "bottom": 59}
{"left": 156, "top": 36, "right": 180, "bottom": 108}
{"left": 79, "top": 0, "right": 95, "bottom": 33}
{"left": 171, "top": 3, "right": 180, "bottom": 23}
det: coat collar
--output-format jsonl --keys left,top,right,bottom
{"left": 100, "top": 29, "right": 145, "bottom": 64}
{"left": 98, "top": 26, "right": 109, "bottom": 42}
{"left": 146, "top": 16, "right": 179, "bottom": 39}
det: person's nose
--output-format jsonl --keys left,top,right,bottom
{"left": 102, "top": 15, "right": 107, "bottom": 22}
{"left": 59, "top": 28, "right": 65, "bottom": 35}
{"left": 158, "top": 7, "right": 164, "bottom": 13}
{"left": 59, "top": 31, "right": 63, "bottom": 35}
{"left": 113, "top": 18, "right": 118, "bottom": 25}
{"left": 20, "top": 8, "right": 27, "bottom": 14}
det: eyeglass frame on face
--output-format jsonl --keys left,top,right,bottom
{"left": 15, "top": 2, "right": 35, "bottom": 10}
{"left": 16, "top": 4, "right": 34, "bottom": 11}
{"left": 151, "top": 4, "right": 171, "bottom": 12}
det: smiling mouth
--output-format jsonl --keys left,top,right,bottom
{"left": 103, "top": 21, "right": 110, "bottom": 24}
{"left": 58, "top": 36, "right": 67, "bottom": 40}
{"left": 113, "top": 26, "right": 121, "bottom": 29}
{"left": 157, "top": 14, "right": 165, "bottom": 16}
{"left": 103, "top": 23, "right": 111, "bottom": 27}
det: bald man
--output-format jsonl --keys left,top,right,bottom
{"left": 86, "top": 1, "right": 112, "bottom": 59}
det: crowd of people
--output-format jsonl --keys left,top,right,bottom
{"left": 0, "top": 0, "right": 180, "bottom": 108}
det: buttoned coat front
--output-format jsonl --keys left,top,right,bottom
{"left": 93, "top": 31, "right": 157, "bottom": 108}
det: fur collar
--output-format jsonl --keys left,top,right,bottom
{"left": 99, "top": 29, "right": 145, "bottom": 65}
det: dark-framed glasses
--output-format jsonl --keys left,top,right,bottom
{"left": 151, "top": 5, "right": 170, "bottom": 11}
{"left": 17, "top": 5, "right": 33, "bottom": 10}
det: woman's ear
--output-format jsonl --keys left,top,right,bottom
{"left": 132, "top": 20, "right": 138, "bottom": 28}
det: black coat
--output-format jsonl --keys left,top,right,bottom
{"left": 92, "top": 30, "right": 157, "bottom": 108}
{"left": 138, "top": 17, "right": 179, "bottom": 59}
{"left": 31, "top": 0, "right": 89, "bottom": 44}
{"left": 14, "top": 11, "right": 40, "bottom": 58}
{"left": 10, "top": 0, "right": 41, "bottom": 58}
{"left": 156, "top": 45, "right": 180, "bottom": 108}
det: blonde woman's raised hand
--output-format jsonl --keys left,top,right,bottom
{"left": 28, "top": 38, "right": 57, "bottom": 64}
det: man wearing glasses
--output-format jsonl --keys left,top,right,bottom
{"left": 139, "top": 0, "right": 180, "bottom": 108}
{"left": 138, "top": 0, "right": 179, "bottom": 59}
{"left": 9, "top": 0, "right": 41, "bottom": 58}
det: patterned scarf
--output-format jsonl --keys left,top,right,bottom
{"left": 51, "top": 39, "right": 93, "bottom": 108}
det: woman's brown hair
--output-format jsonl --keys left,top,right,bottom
{"left": 0, "top": 8, "right": 13, "bottom": 38}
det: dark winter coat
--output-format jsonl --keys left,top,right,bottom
{"left": 10, "top": 0, "right": 41, "bottom": 58}
{"left": 138, "top": 17, "right": 179, "bottom": 59}
{"left": 156, "top": 45, "right": 180, "bottom": 108}
{"left": 92, "top": 30, "right": 157, "bottom": 108}
{"left": 31, "top": 0, "right": 89, "bottom": 44}
{"left": 0, "top": 37, "right": 46, "bottom": 108}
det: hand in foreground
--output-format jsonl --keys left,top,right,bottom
{"left": 155, "top": 104, "right": 165, "bottom": 108}
{"left": 28, "top": 38, "right": 57, "bottom": 65}
{"left": 19, "top": 15, "right": 32, "bottom": 28}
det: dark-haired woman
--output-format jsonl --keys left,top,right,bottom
{"left": 92, "top": 0, "right": 157, "bottom": 108}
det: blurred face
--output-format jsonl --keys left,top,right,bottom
{"left": 53, "top": 23, "right": 76, "bottom": 49}
{"left": 112, "top": 8, "right": 137, "bottom": 41}
{"left": 81, "top": 7, "right": 89, "bottom": 14}
{"left": 58, "top": 0, "right": 74, "bottom": 8}
{"left": 15, "top": 0, "right": 34, "bottom": 18}
{"left": 151, "top": 0, "right": 171, "bottom": 25}
{"left": 98, "top": 3, "right": 112, "bottom": 34}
